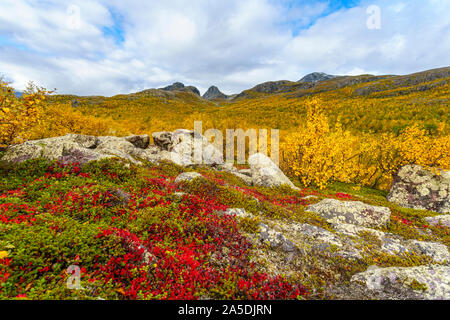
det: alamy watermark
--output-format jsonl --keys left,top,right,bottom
{"left": 66, "top": 265, "right": 84, "bottom": 290}
{"left": 367, "top": 5, "right": 381, "bottom": 30}
{"left": 66, "top": 5, "right": 81, "bottom": 30}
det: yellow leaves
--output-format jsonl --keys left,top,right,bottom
{"left": 115, "top": 288, "right": 126, "bottom": 295}
{"left": 0, "top": 251, "right": 8, "bottom": 259}
{"left": 0, "top": 81, "right": 47, "bottom": 147}
{"left": 281, "top": 99, "right": 450, "bottom": 191}
{"left": 281, "top": 99, "right": 363, "bottom": 189}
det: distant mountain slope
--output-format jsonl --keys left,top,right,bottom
{"left": 49, "top": 66, "right": 450, "bottom": 137}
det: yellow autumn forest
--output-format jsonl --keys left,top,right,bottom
{"left": 1, "top": 68, "right": 449, "bottom": 191}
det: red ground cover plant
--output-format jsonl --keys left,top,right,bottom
{"left": 0, "top": 160, "right": 309, "bottom": 300}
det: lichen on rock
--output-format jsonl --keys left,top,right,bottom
{"left": 387, "top": 165, "right": 449, "bottom": 213}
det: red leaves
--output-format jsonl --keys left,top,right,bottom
{"left": 333, "top": 192, "right": 353, "bottom": 200}
{"left": 0, "top": 203, "right": 38, "bottom": 224}
{"left": 0, "top": 161, "right": 309, "bottom": 300}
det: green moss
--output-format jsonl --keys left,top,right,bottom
{"left": 408, "top": 278, "right": 428, "bottom": 292}
{"left": 239, "top": 216, "right": 261, "bottom": 234}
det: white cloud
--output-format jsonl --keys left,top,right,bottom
{"left": 0, "top": 0, "right": 449, "bottom": 96}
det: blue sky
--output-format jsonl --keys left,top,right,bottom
{"left": 0, "top": 0, "right": 449, "bottom": 96}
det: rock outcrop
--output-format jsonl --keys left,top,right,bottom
{"left": 351, "top": 265, "right": 450, "bottom": 300}
{"left": 425, "top": 214, "right": 450, "bottom": 228}
{"left": 306, "top": 198, "right": 391, "bottom": 228}
{"left": 0, "top": 134, "right": 150, "bottom": 165}
{"left": 154, "top": 129, "right": 224, "bottom": 166}
{"left": 387, "top": 165, "right": 449, "bottom": 213}
{"left": 259, "top": 223, "right": 296, "bottom": 252}
{"left": 1, "top": 132, "right": 300, "bottom": 191}
{"left": 202, "top": 86, "right": 228, "bottom": 100}
{"left": 174, "top": 172, "right": 204, "bottom": 184}
{"left": 0, "top": 130, "right": 224, "bottom": 168}
{"left": 248, "top": 153, "right": 297, "bottom": 189}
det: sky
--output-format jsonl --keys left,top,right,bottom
{"left": 0, "top": 0, "right": 449, "bottom": 96}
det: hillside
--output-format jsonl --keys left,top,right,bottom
{"left": 39, "top": 67, "right": 450, "bottom": 191}
{"left": 50, "top": 67, "right": 449, "bottom": 135}
{"left": 0, "top": 69, "right": 449, "bottom": 300}
{"left": 0, "top": 131, "right": 449, "bottom": 300}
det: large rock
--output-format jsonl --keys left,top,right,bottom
{"left": 1, "top": 130, "right": 226, "bottom": 168}
{"left": 125, "top": 134, "right": 150, "bottom": 149}
{"left": 174, "top": 172, "right": 205, "bottom": 184}
{"left": 387, "top": 165, "right": 449, "bottom": 213}
{"left": 351, "top": 265, "right": 450, "bottom": 300}
{"left": 248, "top": 153, "right": 297, "bottom": 189}
{"left": 332, "top": 222, "right": 449, "bottom": 262}
{"left": 1, "top": 134, "right": 114, "bottom": 164}
{"left": 230, "top": 172, "right": 253, "bottom": 185}
{"left": 223, "top": 208, "right": 252, "bottom": 218}
{"left": 306, "top": 199, "right": 391, "bottom": 228}
{"left": 155, "top": 129, "right": 224, "bottom": 166}
{"left": 407, "top": 240, "right": 450, "bottom": 263}
{"left": 0, "top": 134, "right": 161, "bottom": 165}
{"left": 425, "top": 215, "right": 450, "bottom": 228}
{"left": 259, "top": 223, "right": 296, "bottom": 252}
{"left": 292, "top": 223, "right": 343, "bottom": 248}
{"left": 152, "top": 132, "right": 173, "bottom": 150}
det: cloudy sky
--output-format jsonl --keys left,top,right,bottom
{"left": 0, "top": 0, "right": 449, "bottom": 96}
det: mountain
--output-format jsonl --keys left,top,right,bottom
{"left": 299, "top": 72, "right": 338, "bottom": 83}
{"left": 202, "top": 86, "right": 228, "bottom": 100}
{"left": 49, "top": 66, "right": 449, "bottom": 138}
{"left": 160, "top": 82, "right": 201, "bottom": 96}
{"left": 14, "top": 91, "right": 23, "bottom": 98}
{"left": 234, "top": 80, "right": 296, "bottom": 99}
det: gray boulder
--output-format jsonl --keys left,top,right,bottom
{"left": 174, "top": 172, "right": 205, "bottom": 184}
{"left": 230, "top": 172, "right": 253, "bottom": 185}
{"left": 152, "top": 132, "right": 173, "bottom": 150}
{"left": 259, "top": 223, "right": 296, "bottom": 252}
{"left": 351, "top": 265, "right": 450, "bottom": 300}
{"left": 306, "top": 198, "right": 391, "bottom": 228}
{"left": 292, "top": 223, "right": 343, "bottom": 248}
{"left": 425, "top": 214, "right": 450, "bottom": 228}
{"left": 387, "top": 165, "right": 449, "bottom": 213}
{"left": 248, "top": 153, "right": 297, "bottom": 189}
{"left": 407, "top": 240, "right": 450, "bottom": 263}
{"left": 223, "top": 208, "right": 252, "bottom": 218}
{"left": 155, "top": 129, "right": 224, "bottom": 166}
{"left": 331, "top": 222, "right": 449, "bottom": 262}
{"left": 238, "top": 169, "right": 252, "bottom": 177}
{"left": 1, "top": 134, "right": 113, "bottom": 164}
{"left": 0, "top": 134, "right": 164, "bottom": 165}
{"left": 125, "top": 134, "right": 150, "bottom": 149}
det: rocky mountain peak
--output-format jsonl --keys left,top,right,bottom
{"left": 160, "top": 82, "right": 200, "bottom": 96}
{"left": 299, "top": 72, "right": 338, "bottom": 83}
{"left": 202, "top": 86, "right": 228, "bottom": 100}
